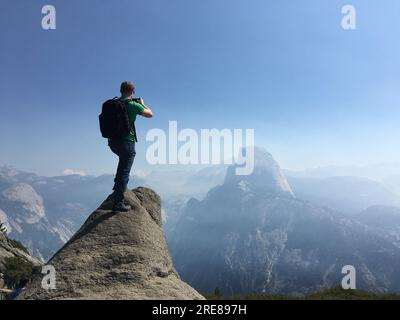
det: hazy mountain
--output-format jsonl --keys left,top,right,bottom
{"left": 0, "top": 165, "right": 38, "bottom": 185}
{"left": 141, "top": 166, "right": 227, "bottom": 237}
{"left": 356, "top": 205, "right": 400, "bottom": 228}
{"left": 382, "top": 174, "right": 400, "bottom": 196}
{"left": 182, "top": 165, "right": 227, "bottom": 196}
{"left": 287, "top": 176, "right": 400, "bottom": 215}
{"left": 0, "top": 181, "right": 62, "bottom": 260}
{"left": 355, "top": 206, "right": 400, "bottom": 248}
{"left": 225, "top": 147, "right": 294, "bottom": 197}
{"left": 143, "top": 166, "right": 227, "bottom": 199}
{"left": 170, "top": 148, "right": 400, "bottom": 296}
{"left": 285, "top": 163, "right": 400, "bottom": 181}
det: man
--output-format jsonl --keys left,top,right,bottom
{"left": 109, "top": 81, "right": 153, "bottom": 212}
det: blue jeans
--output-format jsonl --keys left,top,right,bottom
{"left": 108, "top": 139, "right": 136, "bottom": 206}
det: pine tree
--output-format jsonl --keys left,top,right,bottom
{"left": 214, "top": 287, "right": 222, "bottom": 297}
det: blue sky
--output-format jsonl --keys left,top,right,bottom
{"left": 1, "top": 0, "right": 400, "bottom": 176}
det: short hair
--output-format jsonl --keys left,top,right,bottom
{"left": 120, "top": 81, "right": 135, "bottom": 95}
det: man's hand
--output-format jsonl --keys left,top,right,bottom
{"left": 138, "top": 98, "right": 153, "bottom": 118}
{"left": 138, "top": 98, "right": 151, "bottom": 111}
{"left": 134, "top": 97, "right": 152, "bottom": 117}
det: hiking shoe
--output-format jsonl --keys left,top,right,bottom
{"left": 112, "top": 203, "right": 131, "bottom": 212}
{"left": 111, "top": 193, "right": 129, "bottom": 205}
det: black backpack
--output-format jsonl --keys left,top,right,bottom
{"left": 99, "top": 97, "right": 137, "bottom": 141}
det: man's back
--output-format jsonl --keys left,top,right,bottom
{"left": 119, "top": 97, "right": 145, "bottom": 142}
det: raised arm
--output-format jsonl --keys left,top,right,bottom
{"left": 138, "top": 98, "right": 153, "bottom": 118}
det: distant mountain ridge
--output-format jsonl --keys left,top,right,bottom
{"left": 2, "top": 154, "right": 400, "bottom": 281}
{"left": 355, "top": 205, "right": 400, "bottom": 249}
{"left": 287, "top": 176, "right": 400, "bottom": 214}
{"left": 170, "top": 148, "right": 400, "bottom": 296}
{"left": 284, "top": 163, "right": 400, "bottom": 181}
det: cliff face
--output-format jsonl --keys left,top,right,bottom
{"left": 0, "top": 231, "right": 42, "bottom": 289}
{"left": 20, "top": 187, "right": 204, "bottom": 300}
{"left": 224, "top": 147, "right": 294, "bottom": 197}
{"left": 170, "top": 148, "right": 400, "bottom": 296}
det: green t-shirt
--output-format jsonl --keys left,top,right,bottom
{"left": 121, "top": 97, "right": 145, "bottom": 142}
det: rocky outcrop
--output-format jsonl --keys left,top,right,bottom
{"left": 19, "top": 187, "right": 204, "bottom": 300}
{"left": 0, "top": 231, "right": 42, "bottom": 288}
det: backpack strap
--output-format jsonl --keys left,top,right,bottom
{"left": 132, "top": 121, "right": 138, "bottom": 143}
{"left": 124, "top": 98, "right": 138, "bottom": 143}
